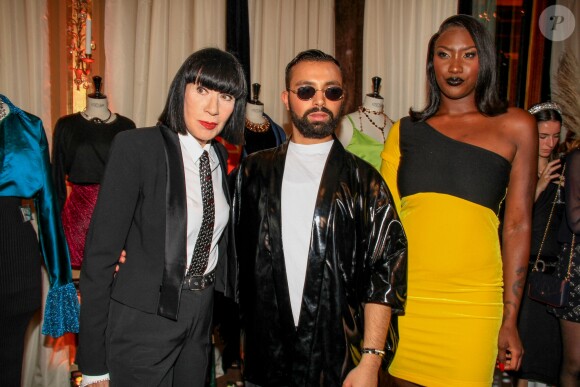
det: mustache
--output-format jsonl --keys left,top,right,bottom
{"left": 303, "top": 106, "right": 334, "bottom": 119}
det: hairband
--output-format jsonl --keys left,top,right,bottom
{"left": 528, "top": 101, "right": 562, "bottom": 116}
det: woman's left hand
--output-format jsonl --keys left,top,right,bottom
{"left": 535, "top": 158, "right": 562, "bottom": 200}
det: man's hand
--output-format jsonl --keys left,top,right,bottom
{"left": 343, "top": 354, "right": 381, "bottom": 387}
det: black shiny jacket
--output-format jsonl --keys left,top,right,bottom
{"left": 233, "top": 140, "right": 407, "bottom": 386}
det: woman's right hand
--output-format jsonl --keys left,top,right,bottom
{"left": 535, "top": 159, "right": 562, "bottom": 200}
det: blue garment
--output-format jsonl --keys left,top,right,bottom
{"left": 0, "top": 94, "right": 79, "bottom": 337}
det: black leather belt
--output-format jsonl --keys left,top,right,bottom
{"left": 182, "top": 270, "right": 216, "bottom": 291}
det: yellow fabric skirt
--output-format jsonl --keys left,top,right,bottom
{"left": 389, "top": 193, "right": 503, "bottom": 386}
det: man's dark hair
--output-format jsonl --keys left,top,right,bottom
{"left": 158, "top": 47, "right": 247, "bottom": 144}
{"left": 285, "top": 49, "right": 342, "bottom": 89}
{"left": 410, "top": 14, "right": 507, "bottom": 122}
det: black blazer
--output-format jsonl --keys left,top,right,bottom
{"left": 77, "top": 125, "right": 237, "bottom": 375}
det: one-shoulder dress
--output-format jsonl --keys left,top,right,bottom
{"left": 381, "top": 117, "right": 511, "bottom": 386}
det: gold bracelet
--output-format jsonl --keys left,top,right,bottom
{"left": 361, "top": 348, "right": 386, "bottom": 358}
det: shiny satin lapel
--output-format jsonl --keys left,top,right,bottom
{"left": 212, "top": 141, "right": 237, "bottom": 298}
{"left": 297, "top": 141, "right": 344, "bottom": 334}
{"left": 213, "top": 141, "right": 231, "bottom": 205}
{"left": 267, "top": 142, "right": 297, "bottom": 334}
{"left": 157, "top": 126, "right": 187, "bottom": 320}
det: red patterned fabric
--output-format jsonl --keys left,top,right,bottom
{"left": 62, "top": 184, "right": 100, "bottom": 268}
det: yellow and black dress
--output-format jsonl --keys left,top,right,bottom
{"left": 381, "top": 117, "right": 511, "bottom": 386}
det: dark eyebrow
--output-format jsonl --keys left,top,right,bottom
{"left": 436, "top": 45, "right": 477, "bottom": 51}
{"left": 292, "top": 80, "right": 342, "bottom": 87}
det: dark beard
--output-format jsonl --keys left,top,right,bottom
{"left": 289, "top": 105, "right": 343, "bottom": 139}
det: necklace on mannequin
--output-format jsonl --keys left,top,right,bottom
{"left": 358, "top": 106, "right": 388, "bottom": 140}
{"left": 0, "top": 100, "right": 6, "bottom": 120}
{"left": 245, "top": 117, "right": 271, "bottom": 133}
{"left": 81, "top": 109, "right": 113, "bottom": 124}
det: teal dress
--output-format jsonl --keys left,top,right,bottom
{"left": 344, "top": 115, "right": 384, "bottom": 171}
{"left": 0, "top": 94, "right": 79, "bottom": 337}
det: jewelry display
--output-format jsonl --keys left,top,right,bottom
{"left": 81, "top": 109, "right": 113, "bottom": 124}
{"left": 0, "top": 100, "right": 6, "bottom": 120}
{"left": 245, "top": 117, "right": 271, "bottom": 133}
{"left": 358, "top": 106, "right": 389, "bottom": 140}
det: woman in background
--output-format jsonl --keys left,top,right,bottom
{"left": 514, "top": 102, "right": 564, "bottom": 386}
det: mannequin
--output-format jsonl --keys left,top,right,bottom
{"left": 245, "top": 85, "right": 267, "bottom": 126}
{"left": 337, "top": 76, "right": 394, "bottom": 171}
{"left": 242, "top": 83, "right": 286, "bottom": 158}
{"left": 0, "top": 94, "right": 79, "bottom": 386}
{"left": 81, "top": 76, "right": 117, "bottom": 123}
{"left": 52, "top": 76, "right": 136, "bottom": 269}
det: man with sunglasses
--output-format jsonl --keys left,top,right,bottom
{"left": 232, "top": 49, "right": 407, "bottom": 386}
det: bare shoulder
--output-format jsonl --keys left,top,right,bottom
{"left": 499, "top": 107, "right": 536, "bottom": 134}
{"left": 491, "top": 107, "right": 535, "bottom": 147}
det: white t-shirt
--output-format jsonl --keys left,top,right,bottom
{"left": 281, "top": 139, "right": 333, "bottom": 326}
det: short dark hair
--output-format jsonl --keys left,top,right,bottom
{"left": 410, "top": 14, "right": 507, "bottom": 121}
{"left": 285, "top": 49, "right": 342, "bottom": 89}
{"left": 158, "top": 48, "right": 247, "bottom": 144}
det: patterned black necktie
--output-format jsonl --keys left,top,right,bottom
{"left": 186, "top": 150, "right": 215, "bottom": 276}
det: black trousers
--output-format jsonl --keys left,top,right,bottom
{"left": 0, "top": 310, "right": 37, "bottom": 387}
{"left": 106, "top": 285, "right": 214, "bottom": 387}
{"left": 0, "top": 198, "right": 41, "bottom": 387}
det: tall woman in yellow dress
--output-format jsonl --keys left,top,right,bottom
{"left": 381, "top": 15, "right": 537, "bottom": 386}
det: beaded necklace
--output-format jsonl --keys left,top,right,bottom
{"left": 245, "top": 117, "right": 271, "bottom": 133}
{"left": 357, "top": 106, "right": 388, "bottom": 140}
{"left": 81, "top": 109, "right": 113, "bottom": 124}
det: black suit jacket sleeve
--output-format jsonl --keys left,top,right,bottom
{"left": 78, "top": 129, "right": 145, "bottom": 375}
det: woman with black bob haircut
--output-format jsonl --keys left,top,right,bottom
{"left": 159, "top": 47, "right": 247, "bottom": 144}
{"left": 411, "top": 14, "right": 507, "bottom": 121}
{"left": 381, "top": 14, "right": 537, "bottom": 385}
{"left": 77, "top": 47, "right": 246, "bottom": 386}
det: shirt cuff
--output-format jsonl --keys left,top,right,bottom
{"left": 80, "top": 373, "right": 110, "bottom": 386}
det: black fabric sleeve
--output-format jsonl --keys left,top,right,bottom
{"left": 77, "top": 131, "right": 142, "bottom": 375}
{"left": 364, "top": 173, "right": 407, "bottom": 315}
{"left": 565, "top": 149, "right": 580, "bottom": 234}
{"left": 51, "top": 119, "right": 68, "bottom": 210}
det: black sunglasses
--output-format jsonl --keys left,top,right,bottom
{"left": 287, "top": 85, "right": 344, "bottom": 101}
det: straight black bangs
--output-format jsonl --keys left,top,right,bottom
{"left": 188, "top": 60, "right": 246, "bottom": 100}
